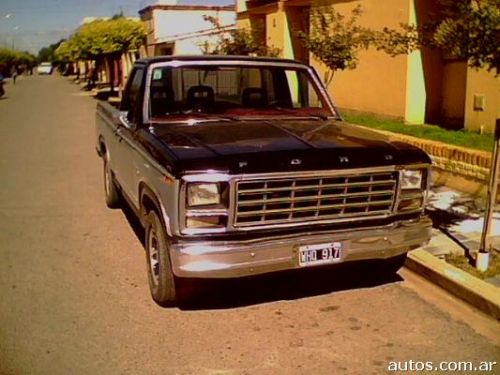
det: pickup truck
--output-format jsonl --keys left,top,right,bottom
{"left": 96, "top": 55, "right": 432, "bottom": 306}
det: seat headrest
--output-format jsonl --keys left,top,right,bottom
{"left": 150, "top": 85, "right": 174, "bottom": 116}
{"left": 242, "top": 87, "right": 267, "bottom": 108}
{"left": 187, "top": 85, "right": 214, "bottom": 103}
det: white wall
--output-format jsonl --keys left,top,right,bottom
{"left": 236, "top": 0, "right": 247, "bottom": 12}
{"left": 175, "top": 34, "right": 223, "bottom": 55}
{"left": 153, "top": 9, "right": 235, "bottom": 40}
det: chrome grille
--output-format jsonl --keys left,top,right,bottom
{"left": 234, "top": 171, "right": 398, "bottom": 227}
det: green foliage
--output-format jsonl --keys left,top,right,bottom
{"left": 0, "top": 47, "right": 36, "bottom": 74}
{"left": 54, "top": 39, "right": 80, "bottom": 62}
{"left": 298, "top": 0, "right": 498, "bottom": 82}
{"left": 203, "top": 15, "right": 280, "bottom": 57}
{"left": 374, "top": 24, "right": 421, "bottom": 57}
{"left": 446, "top": 251, "right": 500, "bottom": 279}
{"left": 55, "top": 18, "right": 146, "bottom": 61}
{"left": 298, "top": 5, "right": 376, "bottom": 86}
{"left": 342, "top": 111, "right": 494, "bottom": 152}
{"left": 434, "top": 0, "right": 499, "bottom": 71}
{"left": 37, "top": 40, "right": 64, "bottom": 62}
{"left": 377, "top": 0, "right": 500, "bottom": 73}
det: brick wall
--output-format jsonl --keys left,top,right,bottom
{"left": 350, "top": 125, "right": 492, "bottom": 182}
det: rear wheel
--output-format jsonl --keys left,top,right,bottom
{"left": 145, "top": 210, "right": 178, "bottom": 307}
{"left": 103, "top": 154, "right": 120, "bottom": 208}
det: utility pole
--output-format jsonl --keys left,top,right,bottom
{"left": 478, "top": 118, "right": 500, "bottom": 271}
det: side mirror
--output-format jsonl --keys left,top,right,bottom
{"left": 119, "top": 111, "right": 137, "bottom": 131}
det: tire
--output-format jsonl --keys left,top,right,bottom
{"left": 103, "top": 155, "right": 120, "bottom": 208}
{"left": 145, "top": 210, "right": 178, "bottom": 307}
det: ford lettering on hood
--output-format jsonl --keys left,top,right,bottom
{"left": 95, "top": 55, "right": 433, "bottom": 307}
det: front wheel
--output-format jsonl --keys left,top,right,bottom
{"left": 145, "top": 210, "right": 178, "bottom": 307}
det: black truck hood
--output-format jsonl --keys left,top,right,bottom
{"left": 143, "top": 119, "right": 431, "bottom": 176}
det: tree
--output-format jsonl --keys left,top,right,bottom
{"left": 377, "top": 0, "right": 500, "bottom": 73}
{"left": 69, "top": 18, "right": 146, "bottom": 59}
{"left": 0, "top": 47, "right": 36, "bottom": 75}
{"left": 297, "top": 5, "right": 377, "bottom": 87}
{"left": 38, "top": 40, "right": 65, "bottom": 63}
{"left": 54, "top": 18, "right": 146, "bottom": 90}
{"left": 54, "top": 39, "right": 80, "bottom": 62}
{"left": 203, "top": 15, "right": 280, "bottom": 57}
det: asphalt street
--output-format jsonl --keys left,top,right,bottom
{"left": 0, "top": 74, "right": 499, "bottom": 375}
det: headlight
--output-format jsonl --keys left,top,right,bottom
{"left": 401, "top": 169, "right": 423, "bottom": 190}
{"left": 187, "top": 183, "right": 221, "bottom": 207}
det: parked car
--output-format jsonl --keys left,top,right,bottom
{"left": 37, "top": 62, "right": 53, "bottom": 75}
{"left": 95, "top": 55, "right": 432, "bottom": 306}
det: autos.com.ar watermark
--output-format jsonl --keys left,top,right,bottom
{"left": 388, "top": 360, "right": 497, "bottom": 372}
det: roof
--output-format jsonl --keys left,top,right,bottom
{"left": 152, "top": 25, "right": 237, "bottom": 44}
{"left": 139, "top": 4, "right": 235, "bottom": 15}
{"left": 135, "top": 55, "right": 307, "bottom": 66}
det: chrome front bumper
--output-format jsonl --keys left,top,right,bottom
{"left": 170, "top": 216, "right": 432, "bottom": 278}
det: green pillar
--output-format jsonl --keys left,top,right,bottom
{"left": 404, "top": 0, "right": 426, "bottom": 124}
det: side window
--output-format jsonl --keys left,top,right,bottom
{"left": 121, "top": 67, "right": 145, "bottom": 121}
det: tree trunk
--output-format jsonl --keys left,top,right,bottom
{"left": 108, "top": 57, "right": 115, "bottom": 94}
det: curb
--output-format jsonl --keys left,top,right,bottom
{"left": 406, "top": 249, "right": 500, "bottom": 320}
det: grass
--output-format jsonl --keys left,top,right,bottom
{"left": 445, "top": 251, "right": 500, "bottom": 280}
{"left": 342, "top": 112, "right": 494, "bottom": 152}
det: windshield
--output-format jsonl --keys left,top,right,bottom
{"left": 148, "top": 64, "right": 335, "bottom": 121}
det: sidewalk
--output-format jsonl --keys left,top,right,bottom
{"left": 406, "top": 180, "right": 500, "bottom": 320}
{"left": 352, "top": 122, "right": 500, "bottom": 318}
{"left": 401, "top": 147, "right": 499, "bottom": 318}
{"left": 426, "top": 183, "right": 500, "bottom": 282}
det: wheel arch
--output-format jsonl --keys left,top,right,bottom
{"left": 97, "top": 136, "right": 107, "bottom": 158}
{"left": 139, "top": 182, "right": 173, "bottom": 237}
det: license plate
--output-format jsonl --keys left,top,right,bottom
{"left": 299, "top": 242, "right": 343, "bottom": 267}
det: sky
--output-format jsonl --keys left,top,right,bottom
{"left": 0, "top": 0, "right": 234, "bottom": 54}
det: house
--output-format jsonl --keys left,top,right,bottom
{"left": 139, "top": 0, "right": 236, "bottom": 56}
{"left": 237, "top": 0, "right": 499, "bottom": 133}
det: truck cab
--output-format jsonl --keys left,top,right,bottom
{"left": 96, "top": 55, "right": 432, "bottom": 306}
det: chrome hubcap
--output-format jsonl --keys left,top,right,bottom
{"left": 104, "top": 164, "right": 111, "bottom": 196}
{"left": 148, "top": 231, "right": 160, "bottom": 286}
{"left": 104, "top": 155, "right": 112, "bottom": 196}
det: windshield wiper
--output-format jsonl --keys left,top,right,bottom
{"left": 154, "top": 110, "right": 240, "bottom": 123}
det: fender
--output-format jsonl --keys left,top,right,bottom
{"left": 139, "top": 183, "right": 173, "bottom": 237}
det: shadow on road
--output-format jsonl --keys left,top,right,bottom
{"left": 118, "top": 201, "right": 403, "bottom": 310}
{"left": 178, "top": 261, "right": 403, "bottom": 311}
{"left": 120, "top": 201, "right": 145, "bottom": 245}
